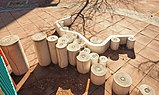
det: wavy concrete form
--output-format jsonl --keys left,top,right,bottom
{"left": 55, "top": 16, "right": 134, "bottom": 54}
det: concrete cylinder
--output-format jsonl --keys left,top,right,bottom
{"left": 47, "top": 35, "right": 58, "bottom": 64}
{"left": 58, "top": 37, "right": 69, "bottom": 44}
{"left": 90, "top": 52, "right": 99, "bottom": 65}
{"left": 31, "top": 32, "right": 51, "bottom": 66}
{"left": 63, "top": 16, "right": 72, "bottom": 26}
{"left": 56, "top": 42, "right": 68, "bottom": 68}
{"left": 111, "top": 37, "right": 120, "bottom": 50}
{"left": 0, "top": 35, "right": 29, "bottom": 76}
{"left": 67, "top": 43, "right": 80, "bottom": 66}
{"left": 62, "top": 33, "right": 75, "bottom": 44}
{"left": 113, "top": 71, "right": 132, "bottom": 95}
{"left": 127, "top": 37, "right": 135, "bottom": 49}
{"left": 82, "top": 48, "right": 91, "bottom": 54}
{"left": 91, "top": 63, "right": 107, "bottom": 85}
{"left": 99, "top": 56, "right": 108, "bottom": 67}
{"left": 90, "top": 36, "right": 103, "bottom": 44}
{"left": 138, "top": 84, "right": 155, "bottom": 95}
{"left": 76, "top": 52, "right": 91, "bottom": 74}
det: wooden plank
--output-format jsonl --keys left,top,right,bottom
{"left": 16, "top": 65, "right": 37, "bottom": 92}
{"left": 0, "top": 87, "right": 4, "bottom": 95}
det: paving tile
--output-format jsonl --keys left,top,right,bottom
{"left": 117, "top": 63, "right": 146, "bottom": 87}
{"left": 0, "top": 31, "right": 10, "bottom": 38}
{"left": 104, "top": 76, "right": 113, "bottom": 94}
{"left": 0, "top": 27, "right": 8, "bottom": 33}
{"left": 128, "top": 60, "right": 155, "bottom": 74}
{"left": 9, "top": 27, "right": 28, "bottom": 39}
{"left": 146, "top": 24, "right": 159, "bottom": 33}
{"left": 155, "top": 35, "right": 159, "bottom": 41}
{"left": 108, "top": 24, "right": 125, "bottom": 34}
{"left": 134, "top": 42, "right": 145, "bottom": 53}
{"left": 130, "top": 87, "right": 139, "bottom": 95}
{"left": 22, "top": 23, "right": 38, "bottom": 32}
{"left": 137, "top": 75, "right": 159, "bottom": 94}
{"left": 131, "top": 54, "right": 149, "bottom": 63}
{"left": 107, "top": 58, "right": 127, "bottom": 73}
{"left": 135, "top": 34, "right": 152, "bottom": 46}
{"left": 133, "top": 20, "right": 148, "bottom": 28}
{"left": 139, "top": 47, "right": 159, "bottom": 62}
{"left": 140, "top": 28, "right": 159, "bottom": 39}
{"left": 147, "top": 64, "right": 159, "bottom": 82}
{"left": 147, "top": 40, "right": 159, "bottom": 53}
{"left": 17, "top": 16, "right": 32, "bottom": 26}
{"left": 6, "top": 21, "right": 21, "bottom": 30}
{"left": 126, "top": 24, "right": 144, "bottom": 33}
{"left": 119, "top": 28, "right": 138, "bottom": 35}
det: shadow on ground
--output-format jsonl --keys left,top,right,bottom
{"left": 15, "top": 64, "right": 103, "bottom": 95}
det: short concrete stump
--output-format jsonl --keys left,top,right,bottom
{"left": 90, "top": 52, "right": 99, "bottom": 65}
{"left": 31, "top": 32, "right": 51, "bottom": 66}
{"left": 111, "top": 37, "right": 120, "bottom": 50}
{"left": 113, "top": 71, "right": 132, "bottom": 95}
{"left": 99, "top": 56, "right": 108, "bottom": 67}
{"left": 0, "top": 35, "right": 29, "bottom": 76}
{"left": 76, "top": 51, "right": 91, "bottom": 74}
{"left": 90, "top": 36, "right": 103, "bottom": 44}
{"left": 127, "top": 37, "right": 135, "bottom": 49}
{"left": 47, "top": 35, "right": 58, "bottom": 64}
{"left": 91, "top": 63, "right": 107, "bottom": 85}
{"left": 82, "top": 48, "right": 91, "bottom": 54}
{"left": 67, "top": 43, "right": 80, "bottom": 66}
{"left": 138, "top": 84, "right": 155, "bottom": 95}
{"left": 56, "top": 42, "right": 68, "bottom": 68}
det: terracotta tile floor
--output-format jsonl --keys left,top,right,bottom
{"left": 0, "top": 0, "right": 159, "bottom": 95}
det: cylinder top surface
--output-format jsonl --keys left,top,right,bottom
{"left": 114, "top": 71, "right": 132, "bottom": 87}
{"left": 111, "top": 37, "right": 120, "bottom": 42}
{"left": 47, "top": 35, "right": 58, "bottom": 42}
{"left": 31, "top": 32, "right": 47, "bottom": 41}
{"left": 67, "top": 43, "right": 80, "bottom": 52}
{"left": 56, "top": 42, "right": 67, "bottom": 49}
{"left": 90, "top": 53, "right": 99, "bottom": 60}
{"left": 77, "top": 52, "right": 90, "bottom": 62}
{"left": 58, "top": 37, "right": 69, "bottom": 43}
{"left": 0, "top": 35, "right": 19, "bottom": 46}
{"left": 139, "top": 84, "right": 155, "bottom": 95}
{"left": 90, "top": 36, "right": 103, "bottom": 44}
{"left": 82, "top": 48, "right": 91, "bottom": 54}
{"left": 91, "top": 63, "right": 107, "bottom": 76}
{"left": 128, "top": 37, "right": 136, "bottom": 41}
{"left": 99, "top": 56, "right": 108, "bottom": 62}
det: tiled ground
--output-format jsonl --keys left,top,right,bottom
{"left": 0, "top": 0, "right": 159, "bottom": 95}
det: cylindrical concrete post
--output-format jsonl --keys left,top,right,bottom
{"left": 99, "top": 56, "right": 108, "bottom": 67}
{"left": 138, "top": 84, "right": 155, "bottom": 95}
{"left": 90, "top": 36, "right": 103, "bottom": 44}
{"left": 127, "top": 37, "right": 135, "bottom": 49}
{"left": 31, "top": 32, "right": 51, "bottom": 66}
{"left": 113, "top": 71, "right": 132, "bottom": 95}
{"left": 111, "top": 37, "right": 120, "bottom": 50}
{"left": 47, "top": 35, "right": 58, "bottom": 64}
{"left": 67, "top": 43, "right": 80, "bottom": 66}
{"left": 91, "top": 63, "right": 107, "bottom": 85}
{"left": 56, "top": 42, "right": 68, "bottom": 68}
{"left": 0, "top": 35, "right": 29, "bottom": 76}
{"left": 62, "top": 33, "right": 75, "bottom": 44}
{"left": 82, "top": 48, "right": 91, "bottom": 54}
{"left": 90, "top": 52, "right": 99, "bottom": 65}
{"left": 76, "top": 52, "right": 91, "bottom": 74}
{"left": 58, "top": 37, "right": 69, "bottom": 44}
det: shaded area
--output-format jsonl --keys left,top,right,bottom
{"left": 16, "top": 64, "right": 90, "bottom": 95}
{"left": 102, "top": 45, "right": 136, "bottom": 61}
